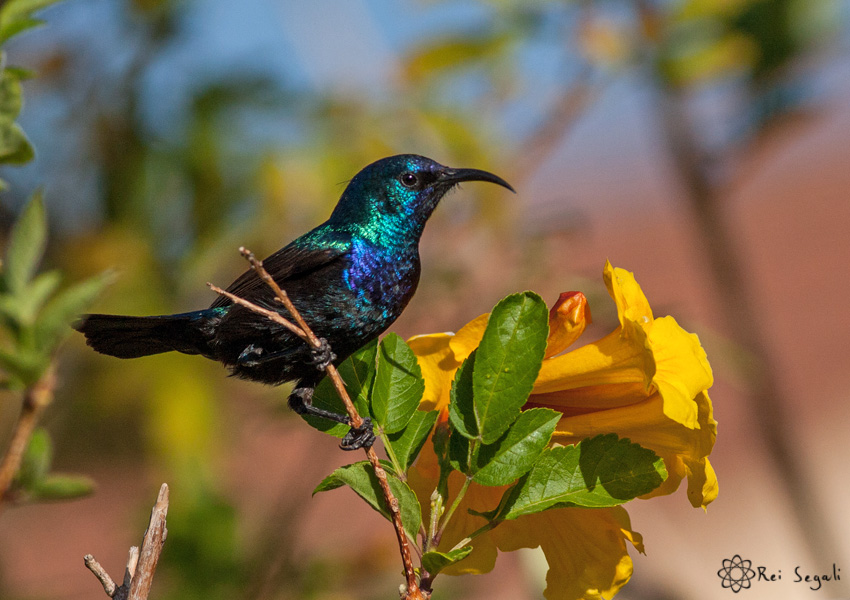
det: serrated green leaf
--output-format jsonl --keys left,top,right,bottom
{"left": 16, "top": 427, "right": 52, "bottom": 489}
{"left": 447, "top": 350, "right": 477, "bottom": 439}
{"left": 371, "top": 333, "right": 425, "bottom": 433}
{"left": 385, "top": 409, "right": 438, "bottom": 472}
{"left": 0, "top": 0, "right": 62, "bottom": 45}
{"left": 305, "top": 338, "right": 377, "bottom": 436}
{"left": 500, "top": 435, "right": 668, "bottom": 520}
{"left": 33, "top": 271, "right": 111, "bottom": 352}
{"left": 472, "top": 408, "right": 561, "bottom": 487}
{"left": 472, "top": 292, "right": 548, "bottom": 444}
{"left": 313, "top": 460, "right": 421, "bottom": 539}
{"left": 2, "top": 191, "right": 46, "bottom": 294}
{"left": 31, "top": 473, "right": 96, "bottom": 500}
{"left": 421, "top": 546, "right": 474, "bottom": 575}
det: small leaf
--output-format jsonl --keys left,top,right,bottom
{"left": 421, "top": 546, "right": 474, "bottom": 575}
{"left": 385, "top": 409, "right": 438, "bottom": 472}
{"left": 447, "top": 350, "right": 477, "bottom": 439}
{"left": 472, "top": 292, "right": 548, "bottom": 444}
{"left": 371, "top": 333, "right": 425, "bottom": 433}
{"left": 313, "top": 460, "right": 421, "bottom": 539}
{"left": 16, "top": 269, "right": 62, "bottom": 324}
{"left": 16, "top": 427, "right": 52, "bottom": 489}
{"left": 31, "top": 474, "right": 96, "bottom": 500}
{"left": 500, "top": 434, "right": 668, "bottom": 520}
{"left": 472, "top": 408, "right": 561, "bottom": 487}
{"left": 303, "top": 338, "right": 377, "bottom": 436}
{"left": 33, "top": 271, "right": 111, "bottom": 352}
{"left": 2, "top": 191, "right": 46, "bottom": 294}
{"left": 0, "top": 121, "right": 34, "bottom": 164}
{"left": 0, "top": 67, "right": 24, "bottom": 120}
{"left": 0, "top": 0, "right": 62, "bottom": 45}
{"left": 0, "top": 346, "right": 46, "bottom": 387}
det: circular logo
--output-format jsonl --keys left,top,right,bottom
{"left": 718, "top": 555, "right": 756, "bottom": 593}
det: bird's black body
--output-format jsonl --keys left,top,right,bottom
{"left": 76, "top": 154, "right": 514, "bottom": 448}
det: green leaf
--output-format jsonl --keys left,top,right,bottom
{"left": 303, "top": 338, "right": 377, "bottom": 436}
{"left": 313, "top": 460, "right": 421, "bottom": 539}
{"left": 500, "top": 435, "right": 668, "bottom": 520}
{"left": 16, "top": 427, "right": 52, "bottom": 489}
{"left": 31, "top": 474, "right": 96, "bottom": 500}
{"left": 0, "top": 346, "right": 46, "bottom": 387}
{"left": 421, "top": 546, "right": 474, "bottom": 576}
{"left": 472, "top": 292, "right": 548, "bottom": 444}
{"left": 33, "top": 271, "right": 111, "bottom": 352}
{"left": 371, "top": 333, "right": 425, "bottom": 433}
{"left": 472, "top": 408, "right": 561, "bottom": 487}
{"left": 447, "top": 350, "right": 477, "bottom": 439}
{"left": 385, "top": 409, "right": 438, "bottom": 472}
{"left": 0, "top": 0, "right": 62, "bottom": 46}
{"left": 0, "top": 121, "right": 34, "bottom": 164}
{"left": 2, "top": 191, "right": 46, "bottom": 294}
{"left": 16, "top": 269, "right": 62, "bottom": 323}
{"left": 448, "top": 426, "right": 472, "bottom": 474}
{"left": 0, "top": 68, "right": 24, "bottom": 120}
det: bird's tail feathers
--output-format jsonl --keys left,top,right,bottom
{"left": 74, "top": 309, "right": 223, "bottom": 359}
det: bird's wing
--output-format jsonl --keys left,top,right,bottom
{"left": 210, "top": 237, "right": 351, "bottom": 308}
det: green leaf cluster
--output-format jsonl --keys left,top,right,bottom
{"left": 1, "top": 194, "right": 105, "bottom": 502}
{"left": 308, "top": 291, "right": 668, "bottom": 581}
{"left": 0, "top": 193, "right": 110, "bottom": 389}
{"left": 14, "top": 427, "right": 95, "bottom": 501}
{"left": 0, "top": 0, "right": 62, "bottom": 187}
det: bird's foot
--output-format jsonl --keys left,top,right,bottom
{"left": 310, "top": 338, "right": 336, "bottom": 371}
{"left": 340, "top": 417, "right": 375, "bottom": 451}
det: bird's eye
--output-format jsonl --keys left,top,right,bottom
{"left": 400, "top": 172, "right": 419, "bottom": 188}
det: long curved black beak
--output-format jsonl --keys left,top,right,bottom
{"left": 439, "top": 167, "right": 516, "bottom": 193}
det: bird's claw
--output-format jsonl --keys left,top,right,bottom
{"left": 340, "top": 417, "right": 375, "bottom": 451}
{"left": 310, "top": 338, "right": 336, "bottom": 371}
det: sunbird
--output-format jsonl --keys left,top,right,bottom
{"left": 76, "top": 154, "right": 514, "bottom": 449}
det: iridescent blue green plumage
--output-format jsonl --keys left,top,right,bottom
{"left": 75, "top": 154, "right": 514, "bottom": 448}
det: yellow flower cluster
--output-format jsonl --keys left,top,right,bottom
{"left": 407, "top": 261, "right": 717, "bottom": 600}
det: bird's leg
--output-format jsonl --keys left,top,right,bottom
{"left": 288, "top": 385, "right": 375, "bottom": 451}
{"left": 310, "top": 337, "right": 336, "bottom": 370}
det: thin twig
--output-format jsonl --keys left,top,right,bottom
{"left": 209, "top": 247, "right": 424, "bottom": 600}
{"left": 84, "top": 484, "right": 169, "bottom": 600}
{"left": 0, "top": 367, "right": 56, "bottom": 504}
{"left": 84, "top": 555, "right": 117, "bottom": 597}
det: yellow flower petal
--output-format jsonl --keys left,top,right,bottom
{"left": 493, "top": 506, "right": 641, "bottom": 600}
{"left": 533, "top": 328, "right": 653, "bottom": 395}
{"left": 408, "top": 333, "right": 458, "bottom": 413}
{"left": 648, "top": 317, "right": 713, "bottom": 429}
{"left": 604, "top": 261, "right": 653, "bottom": 327}
{"left": 449, "top": 313, "right": 489, "bottom": 362}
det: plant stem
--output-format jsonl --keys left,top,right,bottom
{"left": 433, "top": 476, "right": 472, "bottom": 549}
{"left": 0, "top": 367, "right": 55, "bottom": 504}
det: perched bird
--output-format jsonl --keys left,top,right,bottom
{"left": 76, "top": 154, "right": 514, "bottom": 449}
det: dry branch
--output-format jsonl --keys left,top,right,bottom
{"left": 85, "top": 483, "right": 169, "bottom": 600}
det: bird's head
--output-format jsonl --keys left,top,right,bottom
{"left": 329, "top": 154, "right": 514, "bottom": 238}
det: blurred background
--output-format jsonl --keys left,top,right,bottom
{"left": 1, "top": 0, "right": 850, "bottom": 598}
